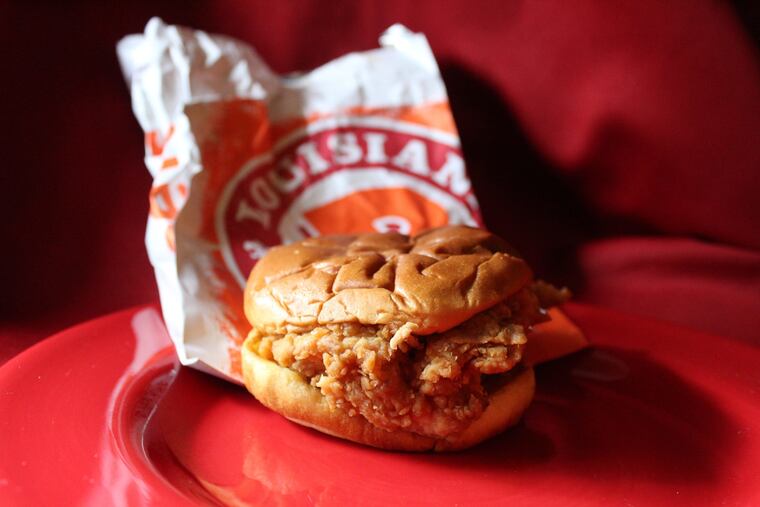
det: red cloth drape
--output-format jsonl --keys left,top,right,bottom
{"left": 2, "top": 1, "right": 758, "bottom": 362}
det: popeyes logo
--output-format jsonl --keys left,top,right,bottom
{"left": 216, "top": 118, "right": 482, "bottom": 287}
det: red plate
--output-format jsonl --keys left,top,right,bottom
{"left": 1, "top": 303, "right": 758, "bottom": 506}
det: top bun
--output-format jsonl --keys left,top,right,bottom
{"left": 244, "top": 226, "right": 532, "bottom": 335}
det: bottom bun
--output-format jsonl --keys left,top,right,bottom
{"left": 241, "top": 338, "right": 536, "bottom": 451}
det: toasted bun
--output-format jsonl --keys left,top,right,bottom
{"left": 244, "top": 226, "right": 532, "bottom": 335}
{"left": 241, "top": 336, "right": 535, "bottom": 451}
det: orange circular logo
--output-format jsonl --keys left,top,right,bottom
{"left": 217, "top": 118, "right": 481, "bottom": 286}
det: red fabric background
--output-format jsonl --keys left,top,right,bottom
{"left": 2, "top": 1, "right": 759, "bottom": 363}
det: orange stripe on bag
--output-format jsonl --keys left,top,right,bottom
{"left": 145, "top": 125, "right": 175, "bottom": 156}
{"left": 165, "top": 223, "right": 176, "bottom": 251}
{"left": 149, "top": 184, "right": 177, "bottom": 219}
{"left": 161, "top": 157, "right": 179, "bottom": 169}
{"left": 304, "top": 187, "right": 448, "bottom": 237}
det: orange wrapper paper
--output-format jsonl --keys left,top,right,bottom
{"left": 118, "top": 18, "right": 584, "bottom": 382}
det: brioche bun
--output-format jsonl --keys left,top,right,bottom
{"left": 244, "top": 226, "right": 532, "bottom": 335}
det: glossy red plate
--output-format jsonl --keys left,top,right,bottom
{"left": 1, "top": 304, "right": 758, "bottom": 506}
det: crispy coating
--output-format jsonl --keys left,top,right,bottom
{"left": 251, "top": 286, "right": 555, "bottom": 438}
